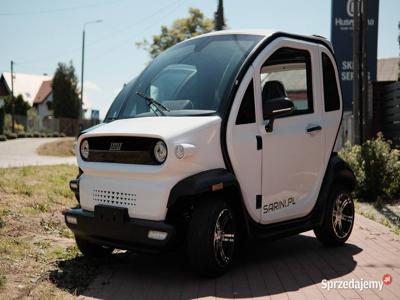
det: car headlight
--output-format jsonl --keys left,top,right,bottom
{"left": 154, "top": 141, "right": 167, "bottom": 163}
{"left": 80, "top": 140, "right": 90, "bottom": 160}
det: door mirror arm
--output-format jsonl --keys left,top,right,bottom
{"left": 265, "top": 117, "right": 275, "bottom": 132}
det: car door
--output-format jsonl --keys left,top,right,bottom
{"left": 253, "top": 40, "right": 326, "bottom": 224}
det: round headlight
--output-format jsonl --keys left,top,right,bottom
{"left": 154, "top": 141, "right": 167, "bottom": 163}
{"left": 80, "top": 140, "right": 90, "bottom": 160}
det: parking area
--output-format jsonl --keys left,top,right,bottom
{"left": 80, "top": 214, "right": 399, "bottom": 300}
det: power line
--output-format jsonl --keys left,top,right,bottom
{"left": 91, "top": 0, "right": 188, "bottom": 60}
{"left": 86, "top": 0, "right": 185, "bottom": 48}
{"left": 0, "top": 0, "right": 128, "bottom": 16}
{"left": 13, "top": 0, "right": 187, "bottom": 67}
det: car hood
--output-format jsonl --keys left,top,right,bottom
{"left": 81, "top": 116, "right": 221, "bottom": 141}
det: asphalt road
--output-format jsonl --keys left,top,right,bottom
{"left": 0, "top": 138, "right": 77, "bottom": 168}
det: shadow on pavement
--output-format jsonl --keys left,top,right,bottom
{"left": 57, "top": 233, "right": 362, "bottom": 299}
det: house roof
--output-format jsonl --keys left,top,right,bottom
{"left": 377, "top": 57, "right": 399, "bottom": 81}
{"left": 34, "top": 80, "right": 52, "bottom": 104}
{"left": 1, "top": 72, "right": 52, "bottom": 105}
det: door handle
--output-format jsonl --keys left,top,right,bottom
{"left": 306, "top": 125, "right": 322, "bottom": 133}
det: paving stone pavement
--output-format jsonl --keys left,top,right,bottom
{"left": 0, "top": 138, "right": 76, "bottom": 167}
{"left": 77, "top": 214, "right": 400, "bottom": 300}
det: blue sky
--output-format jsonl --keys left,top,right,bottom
{"left": 0, "top": 0, "right": 399, "bottom": 118}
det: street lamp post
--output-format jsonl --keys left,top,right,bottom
{"left": 80, "top": 19, "right": 102, "bottom": 125}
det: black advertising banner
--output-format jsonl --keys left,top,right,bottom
{"left": 331, "top": 0, "right": 379, "bottom": 111}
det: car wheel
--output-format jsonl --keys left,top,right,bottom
{"left": 186, "top": 196, "right": 236, "bottom": 277}
{"left": 75, "top": 235, "right": 114, "bottom": 257}
{"left": 314, "top": 185, "right": 355, "bottom": 246}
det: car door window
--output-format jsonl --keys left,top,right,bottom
{"left": 260, "top": 48, "right": 314, "bottom": 119}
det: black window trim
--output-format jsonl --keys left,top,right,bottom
{"left": 235, "top": 79, "right": 256, "bottom": 125}
{"left": 321, "top": 51, "right": 341, "bottom": 112}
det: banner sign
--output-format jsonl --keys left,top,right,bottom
{"left": 331, "top": 0, "right": 379, "bottom": 110}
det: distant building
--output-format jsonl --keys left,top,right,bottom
{"left": 377, "top": 58, "right": 399, "bottom": 81}
{"left": 0, "top": 72, "right": 52, "bottom": 106}
{"left": 0, "top": 72, "right": 96, "bottom": 120}
{"left": 33, "top": 80, "right": 53, "bottom": 119}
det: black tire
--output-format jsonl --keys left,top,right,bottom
{"left": 186, "top": 197, "right": 237, "bottom": 277}
{"left": 314, "top": 185, "right": 355, "bottom": 246}
{"left": 75, "top": 235, "right": 114, "bottom": 257}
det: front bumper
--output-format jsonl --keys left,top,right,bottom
{"left": 63, "top": 207, "right": 175, "bottom": 253}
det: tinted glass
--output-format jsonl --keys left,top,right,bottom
{"left": 107, "top": 34, "right": 262, "bottom": 119}
{"left": 322, "top": 53, "right": 340, "bottom": 111}
{"left": 236, "top": 80, "right": 255, "bottom": 125}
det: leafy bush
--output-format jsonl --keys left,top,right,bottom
{"left": 339, "top": 133, "right": 400, "bottom": 201}
{"left": 17, "top": 132, "right": 27, "bottom": 138}
{"left": 33, "top": 132, "right": 40, "bottom": 138}
{"left": 59, "top": 132, "right": 66, "bottom": 137}
{"left": 14, "top": 123, "right": 25, "bottom": 133}
{"left": 5, "top": 132, "right": 17, "bottom": 140}
{"left": 0, "top": 135, "right": 6, "bottom": 142}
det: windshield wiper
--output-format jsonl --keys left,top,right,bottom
{"left": 136, "top": 92, "right": 170, "bottom": 116}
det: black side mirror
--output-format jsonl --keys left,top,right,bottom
{"left": 264, "top": 97, "right": 294, "bottom": 132}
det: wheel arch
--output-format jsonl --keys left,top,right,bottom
{"left": 166, "top": 169, "right": 249, "bottom": 236}
{"left": 312, "top": 153, "right": 356, "bottom": 224}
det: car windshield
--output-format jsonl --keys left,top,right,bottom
{"left": 105, "top": 34, "right": 262, "bottom": 121}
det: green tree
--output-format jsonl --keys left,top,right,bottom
{"left": 4, "top": 95, "right": 31, "bottom": 116}
{"left": 136, "top": 8, "right": 214, "bottom": 59}
{"left": 52, "top": 62, "right": 80, "bottom": 119}
{"left": 398, "top": 21, "right": 399, "bottom": 80}
{"left": 0, "top": 103, "right": 4, "bottom": 135}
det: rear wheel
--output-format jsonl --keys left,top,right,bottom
{"left": 75, "top": 236, "right": 114, "bottom": 257}
{"left": 186, "top": 197, "right": 236, "bottom": 277}
{"left": 314, "top": 185, "right": 354, "bottom": 246}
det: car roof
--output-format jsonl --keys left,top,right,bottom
{"left": 187, "top": 29, "right": 332, "bottom": 50}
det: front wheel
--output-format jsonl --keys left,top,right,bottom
{"left": 314, "top": 185, "right": 355, "bottom": 246}
{"left": 186, "top": 197, "right": 237, "bottom": 277}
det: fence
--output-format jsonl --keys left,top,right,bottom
{"left": 372, "top": 81, "right": 400, "bottom": 148}
{"left": 3, "top": 114, "right": 99, "bottom": 137}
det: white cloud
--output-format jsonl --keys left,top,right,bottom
{"left": 83, "top": 80, "right": 100, "bottom": 92}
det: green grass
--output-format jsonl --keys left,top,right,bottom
{"left": 355, "top": 199, "right": 400, "bottom": 235}
{"left": 0, "top": 164, "right": 98, "bottom": 298}
{"left": 0, "top": 273, "right": 6, "bottom": 291}
{"left": 37, "top": 139, "right": 75, "bottom": 157}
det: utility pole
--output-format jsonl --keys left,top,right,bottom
{"left": 80, "top": 28, "right": 85, "bottom": 125}
{"left": 352, "top": 0, "right": 363, "bottom": 145}
{"left": 214, "top": 0, "right": 225, "bottom": 31}
{"left": 80, "top": 19, "right": 102, "bottom": 128}
{"left": 10, "top": 60, "right": 15, "bottom": 133}
{"left": 352, "top": 0, "right": 369, "bottom": 144}
{"left": 361, "top": 0, "right": 369, "bottom": 140}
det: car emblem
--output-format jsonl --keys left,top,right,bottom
{"left": 109, "top": 142, "right": 123, "bottom": 151}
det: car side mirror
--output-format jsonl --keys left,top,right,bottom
{"left": 264, "top": 98, "right": 294, "bottom": 132}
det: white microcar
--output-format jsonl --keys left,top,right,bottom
{"left": 65, "top": 30, "right": 356, "bottom": 276}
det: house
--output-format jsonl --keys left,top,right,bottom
{"left": 0, "top": 72, "right": 94, "bottom": 121}
{"left": 377, "top": 57, "right": 399, "bottom": 81}
{"left": 0, "top": 72, "right": 52, "bottom": 106}
{"left": 33, "top": 80, "right": 53, "bottom": 119}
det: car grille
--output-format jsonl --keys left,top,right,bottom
{"left": 93, "top": 188, "right": 136, "bottom": 207}
{"left": 83, "top": 136, "right": 161, "bottom": 165}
